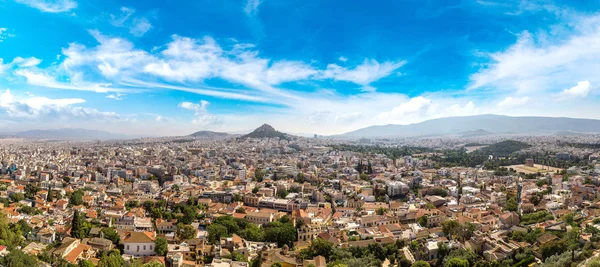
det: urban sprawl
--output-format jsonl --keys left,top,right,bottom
{"left": 1, "top": 126, "right": 600, "bottom": 267}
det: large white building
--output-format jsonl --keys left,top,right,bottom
{"left": 387, "top": 181, "right": 409, "bottom": 197}
{"left": 122, "top": 232, "right": 156, "bottom": 257}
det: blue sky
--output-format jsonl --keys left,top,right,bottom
{"left": 1, "top": 0, "right": 599, "bottom": 135}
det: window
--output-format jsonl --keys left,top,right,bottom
{"left": 144, "top": 245, "right": 146, "bottom": 250}
{"left": 127, "top": 245, "right": 130, "bottom": 250}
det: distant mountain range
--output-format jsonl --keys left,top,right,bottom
{"left": 242, "top": 124, "right": 290, "bottom": 140}
{"left": 338, "top": 114, "right": 600, "bottom": 138}
{"left": 0, "top": 128, "right": 131, "bottom": 140}
{"left": 188, "top": 130, "right": 230, "bottom": 138}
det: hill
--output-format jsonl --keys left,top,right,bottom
{"left": 339, "top": 114, "right": 600, "bottom": 138}
{"left": 188, "top": 130, "right": 229, "bottom": 138}
{"left": 242, "top": 124, "right": 289, "bottom": 140}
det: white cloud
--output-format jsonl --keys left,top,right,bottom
{"left": 0, "top": 57, "right": 41, "bottom": 73}
{"left": 11, "top": 57, "right": 42, "bottom": 67}
{"left": 338, "top": 56, "right": 348, "bottom": 62}
{"left": 110, "top": 7, "right": 135, "bottom": 27}
{"left": 22, "top": 30, "right": 405, "bottom": 104}
{"left": 244, "top": 0, "right": 262, "bottom": 16}
{"left": 376, "top": 96, "right": 435, "bottom": 123}
{"left": 322, "top": 59, "right": 406, "bottom": 89}
{"left": 109, "top": 7, "right": 152, "bottom": 37}
{"left": 0, "top": 28, "right": 15, "bottom": 42}
{"left": 445, "top": 101, "right": 478, "bottom": 116}
{"left": 105, "top": 93, "right": 125, "bottom": 100}
{"left": 469, "top": 14, "right": 600, "bottom": 94}
{"left": 178, "top": 100, "right": 221, "bottom": 126}
{"left": 130, "top": 17, "right": 152, "bottom": 37}
{"left": 558, "top": 80, "right": 591, "bottom": 99}
{"left": 0, "top": 59, "right": 7, "bottom": 74}
{"left": 16, "top": 0, "right": 77, "bottom": 13}
{"left": 0, "top": 89, "right": 119, "bottom": 121}
{"left": 496, "top": 96, "right": 530, "bottom": 109}
{"left": 14, "top": 69, "right": 122, "bottom": 93}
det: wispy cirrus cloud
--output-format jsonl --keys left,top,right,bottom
{"left": 244, "top": 0, "right": 262, "bottom": 16}
{"left": 110, "top": 7, "right": 153, "bottom": 37}
{"left": 25, "top": 30, "right": 406, "bottom": 103}
{"left": 16, "top": 0, "right": 77, "bottom": 13}
{"left": 322, "top": 59, "right": 406, "bottom": 91}
{"left": 0, "top": 56, "right": 41, "bottom": 74}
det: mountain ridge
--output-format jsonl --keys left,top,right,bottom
{"left": 338, "top": 114, "right": 600, "bottom": 138}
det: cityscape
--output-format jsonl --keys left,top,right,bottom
{"left": 0, "top": 122, "right": 600, "bottom": 267}
{"left": 2, "top": 1, "right": 600, "bottom": 267}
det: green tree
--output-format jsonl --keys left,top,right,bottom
{"left": 376, "top": 208, "right": 387, "bottom": 215}
{"left": 69, "top": 190, "right": 84, "bottom": 206}
{"left": 271, "top": 263, "right": 282, "bottom": 267}
{"left": 442, "top": 249, "right": 479, "bottom": 267}
{"left": 442, "top": 220, "right": 460, "bottom": 238}
{"left": 254, "top": 169, "right": 266, "bottom": 182}
{"left": 177, "top": 223, "right": 197, "bottom": 240}
{"left": 417, "top": 215, "right": 428, "bottom": 227}
{"left": 0, "top": 249, "right": 38, "bottom": 266}
{"left": 71, "top": 210, "right": 86, "bottom": 239}
{"left": 250, "top": 250, "right": 262, "bottom": 267}
{"left": 276, "top": 189, "right": 289, "bottom": 199}
{"left": 505, "top": 197, "right": 518, "bottom": 212}
{"left": 264, "top": 221, "right": 297, "bottom": 247}
{"left": 24, "top": 183, "right": 40, "bottom": 199}
{"left": 413, "top": 260, "right": 431, "bottom": 267}
{"left": 456, "top": 222, "right": 476, "bottom": 242}
{"left": 10, "top": 193, "right": 24, "bottom": 203}
{"left": 541, "top": 240, "right": 566, "bottom": 260}
{"left": 398, "top": 257, "right": 411, "bottom": 267}
{"left": 171, "top": 184, "right": 180, "bottom": 192}
{"left": 235, "top": 207, "right": 246, "bottom": 214}
{"left": 227, "top": 251, "right": 246, "bottom": 262}
{"left": 154, "top": 237, "right": 168, "bottom": 256}
{"left": 47, "top": 186, "right": 53, "bottom": 202}
{"left": 101, "top": 227, "right": 120, "bottom": 245}
{"left": 445, "top": 258, "right": 469, "bottom": 267}
{"left": 79, "top": 259, "right": 96, "bottom": 267}
{"left": 143, "top": 261, "right": 165, "bottom": 267}
{"left": 98, "top": 250, "right": 125, "bottom": 267}
{"left": 207, "top": 224, "right": 229, "bottom": 243}
{"left": 565, "top": 228, "right": 580, "bottom": 262}
{"left": 310, "top": 237, "right": 333, "bottom": 259}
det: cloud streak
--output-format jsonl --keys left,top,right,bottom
{"left": 16, "top": 0, "right": 77, "bottom": 13}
